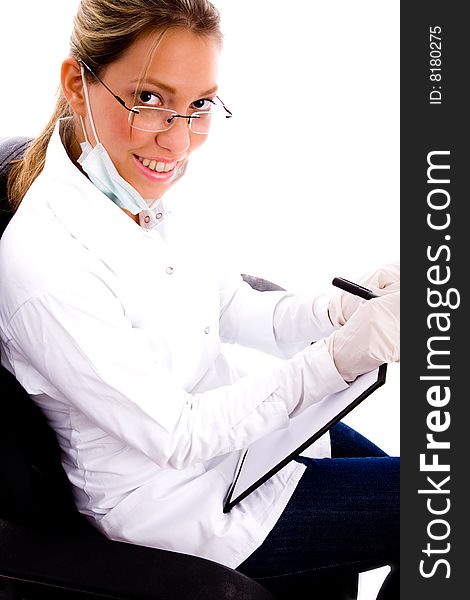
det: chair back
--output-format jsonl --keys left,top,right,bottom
{"left": 0, "top": 137, "right": 30, "bottom": 236}
{"left": 0, "top": 136, "right": 95, "bottom": 533}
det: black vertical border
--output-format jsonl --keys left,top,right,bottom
{"left": 401, "top": 2, "right": 467, "bottom": 598}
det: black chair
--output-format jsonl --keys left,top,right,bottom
{"left": 0, "top": 137, "right": 359, "bottom": 600}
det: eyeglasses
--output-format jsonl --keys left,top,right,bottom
{"left": 79, "top": 60, "right": 232, "bottom": 135}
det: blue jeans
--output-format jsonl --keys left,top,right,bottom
{"left": 237, "top": 422, "right": 399, "bottom": 599}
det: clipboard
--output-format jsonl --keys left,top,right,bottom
{"left": 223, "top": 363, "right": 387, "bottom": 512}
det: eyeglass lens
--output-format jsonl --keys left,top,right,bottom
{"left": 129, "top": 107, "right": 212, "bottom": 134}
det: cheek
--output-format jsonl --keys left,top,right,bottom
{"left": 101, "top": 117, "right": 135, "bottom": 172}
{"left": 99, "top": 107, "right": 131, "bottom": 148}
{"left": 189, "top": 134, "right": 208, "bottom": 155}
{"left": 111, "top": 123, "right": 130, "bottom": 146}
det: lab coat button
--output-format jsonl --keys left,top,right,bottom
{"left": 166, "top": 266, "right": 174, "bottom": 274}
{"left": 156, "top": 212, "right": 163, "bottom": 219}
{"left": 144, "top": 215, "right": 151, "bottom": 224}
{"left": 204, "top": 326, "right": 211, "bottom": 334}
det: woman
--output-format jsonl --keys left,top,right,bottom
{"left": 0, "top": 0, "right": 399, "bottom": 597}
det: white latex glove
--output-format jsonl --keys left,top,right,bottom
{"left": 328, "top": 262, "right": 400, "bottom": 327}
{"left": 324, "top": 291, "right": 400, "bottom": 383}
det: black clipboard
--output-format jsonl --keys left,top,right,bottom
{"left": 223, "top": 363, "right": 387, "bottom": 513}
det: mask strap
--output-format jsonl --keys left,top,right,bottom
{"left": 79, "top": 116, "right": 89, "bottom": 145}
{"left": 80, "top": 64, "right": 100, "bottom": 146}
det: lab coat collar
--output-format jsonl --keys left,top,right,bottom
{"left": 43, "top": 121, "right": 167, "bottom": 275}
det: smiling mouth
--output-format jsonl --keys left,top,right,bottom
{"left": 136, "top": 155, "right": 177, "bottom": 173}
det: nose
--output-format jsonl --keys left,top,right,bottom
{"left": 156, "top": 117, "right": 191, "bottom": 155}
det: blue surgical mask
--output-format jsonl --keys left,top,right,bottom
{"left": 77, "top": 67, "right": 159, "bottom": 215}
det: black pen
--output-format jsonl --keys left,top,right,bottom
{"left": 332, "top": 277, "right": 378, "bottom": 300}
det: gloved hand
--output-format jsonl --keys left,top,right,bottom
{"left": 328, "top": 262, "right": 400, "bottom": 327}
{"left": 324, "top": 291, "right": 400, "bottom": 383}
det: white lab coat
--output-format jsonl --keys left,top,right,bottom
{"left": 0, "top": 123, "right": 347, "bottom": 568}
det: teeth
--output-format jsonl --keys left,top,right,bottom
{"left": 138, "top": 156, "right": 175, "bottom": 173}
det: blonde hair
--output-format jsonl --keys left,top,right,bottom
{"left": 7, "top": 0, "right": 222, "bottom": 210}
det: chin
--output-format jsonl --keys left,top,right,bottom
{"left": 144, "top": 160, "right": 188, "bottom": 198}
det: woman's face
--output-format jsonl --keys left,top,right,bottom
{"left": 81, "top": 28, "right": 220, "bottom": 200}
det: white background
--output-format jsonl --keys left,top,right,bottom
{"left": 0, "top": 2, "right": 399, "bottom": 597}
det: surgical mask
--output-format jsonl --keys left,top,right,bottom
{"left": 77, "top": 67, "right": 159, "bottom": 214}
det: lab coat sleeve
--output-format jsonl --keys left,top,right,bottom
{"left": 219, "top": 273, "right": 336, "bottom": 358}
{"left": 4, "top": 270, "right": 346, "bottom": 470}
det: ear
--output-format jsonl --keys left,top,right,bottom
{"left": 61, "top": 58, "right": 87, "bottom": 116}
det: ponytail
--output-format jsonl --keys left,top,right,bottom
{"left": 7, "top": 91, "right": 73, "bottom": 210}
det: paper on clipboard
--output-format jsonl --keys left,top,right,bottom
{"left": 223, "top": 364, "right": 387, "bottom": 512}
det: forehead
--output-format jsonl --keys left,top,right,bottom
{"left": 107, "top": 28, "right": 220, "bottom": 96}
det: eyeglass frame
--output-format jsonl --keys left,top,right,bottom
{"left": 78, "top": 59, "right": 232, "bottom": 135}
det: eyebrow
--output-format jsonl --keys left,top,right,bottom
{"left": 129, "top": 78, "right": 218, "bottom": 97}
